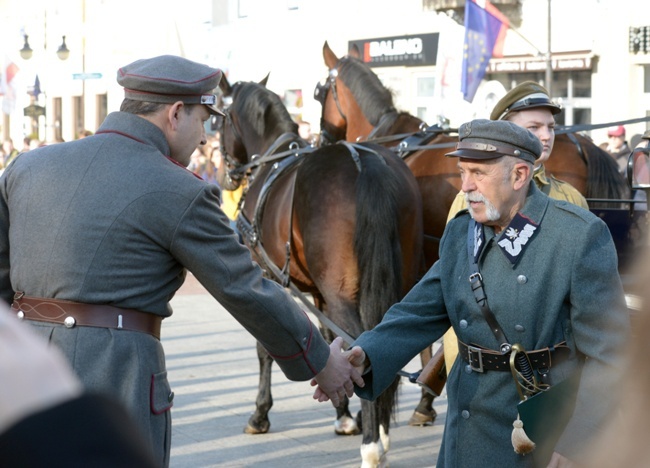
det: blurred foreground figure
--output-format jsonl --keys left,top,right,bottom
{"left": 0, "top": 303, "right": 157, "bottom": 467}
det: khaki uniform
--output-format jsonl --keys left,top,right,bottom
{"left": 443, "top": 166, "right": 588, "bottom": 371}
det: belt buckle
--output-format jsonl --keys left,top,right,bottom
{"left": 467, "top": 345, "right": 484, "bottom": 373}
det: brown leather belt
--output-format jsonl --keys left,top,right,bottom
{"left": 11, "top": 292, "right": 162, "bottom": 340}
{"left": 458, "top": 339, "right": 569, "bottom": 373}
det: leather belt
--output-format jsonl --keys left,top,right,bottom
{"left": 11, "top": 292, "right": 162, "bottom": 340}
{"left": 458, "top": 339, "right": 569, "bottom": 373}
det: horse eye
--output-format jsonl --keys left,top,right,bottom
{"left": 211, "top": 115, "right": 224, "bottom": 131}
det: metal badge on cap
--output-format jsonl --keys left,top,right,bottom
{"left": 200, "top": 95, "right": 217, "bottom": 105}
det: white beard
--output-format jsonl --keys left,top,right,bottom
{"left": 465, "top": 192, "right": 500, "bottom": 222}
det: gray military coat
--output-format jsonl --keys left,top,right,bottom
{"left": 0, "top": 112, "right": 330, "bottom": 466}
{"left": 354, "top": 183, "right": 629, "bottom": 467}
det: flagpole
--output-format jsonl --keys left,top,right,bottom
{"left": 545, "top": 0, "right": 553, "bottom": 96}
{"left": 505, "top": 25, "right": 545, "bottom": 57}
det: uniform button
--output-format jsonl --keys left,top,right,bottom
{"left": 465, "top": 365, "right": 472, "bottom": 374}
{"left": 64, "top": 316, "right": 76, "bottom": 328}
{"left": 515, "top": 324, "right": 525, "bottom": 332}
{"left": 462, "top": 410, "right": 470, "bottom": 419}
{"left": 16, "top": 311, "right": 24, "bottom": 320}
{"left": 459, "top": 319, "right": 468, "bottom": 329}
{"left": 302, "top": 337, "right": 308, "bottom": 345}
{"left": 517, "top": 275, "right": 528, "bottom": 284}
{"left": 168, "top": 391, "right": 175, "bottom": 402}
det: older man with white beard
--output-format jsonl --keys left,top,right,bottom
{"left": 314, "top": 119, "right": 629, "bottom": 468}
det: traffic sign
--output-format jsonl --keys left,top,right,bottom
{"left": 72, "top": 72, "right": 103, "bottom": 80}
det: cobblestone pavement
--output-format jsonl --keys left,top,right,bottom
{"left": 165, "top": 273, "right": 445, "bottom": 467}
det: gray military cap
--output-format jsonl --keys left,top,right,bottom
{"left": 117, "top": 55, "right": 224, "bottom": 116}
{"left": 446, "top": 119, "right": 541, "bottom": 164}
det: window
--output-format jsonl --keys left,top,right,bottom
{"left": 96, "top": 94, "right": 107, "bottom": 129}
{"left": 53, "top": 97, "right": 63, "bottom": 142}
{"left": 73, "top": 96, "right": 84, "bottom": 139}
{"left": 417, "top": 77, "right": 435, "bottom": 97}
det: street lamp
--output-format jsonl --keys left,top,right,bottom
{"left": 19, "top": 33, "right": 70, "bottom": 61}
{"left": 19, "top": 34, "right": 33, "bottom": 60}
{"left": 56, "top": 36, "right": 70, "bottom": 61}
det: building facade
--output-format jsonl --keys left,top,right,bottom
{"left": 1, "top": 0, "right": 649, "bottom": 147}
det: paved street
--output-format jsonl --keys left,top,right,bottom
{"left": 165, "top": 273, "right": 445, "bottom": 467}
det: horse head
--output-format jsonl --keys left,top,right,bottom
{"left": 316, "top": 41, "right": 397, "bottom": 143}
{"left": 216, "top": 74, "right": 276, "bottom": 189}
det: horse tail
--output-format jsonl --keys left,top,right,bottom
{"left": 354, "top": 151, "right": 402, "bottom": 329}
{"left": 582, "top": 136, "right": 630, "bottom": 201}
{"left": 354, "top": 148, "right": 403, "bottom": 418}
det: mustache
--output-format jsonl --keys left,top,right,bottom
{"left": 465, "top": 192, "right": 487, "bottom": 203}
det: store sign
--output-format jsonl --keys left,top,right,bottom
{"left": 348, "top": 33, "right": 439, "bottom": 68}
{"left": 487, "top": 53, "right": 594, "bottom": 74}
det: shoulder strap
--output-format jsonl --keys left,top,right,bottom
{"left": 467, "top": 219, "right": 511, "bottom": 351}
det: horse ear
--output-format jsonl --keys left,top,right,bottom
{"left": 219, "top": 72, "right": 232, "bottom": 96}
{"left": 259, "top": 73, "right": 270, "bottom": 87}
{"left": 348, "top": 44, "right": 360, "bottom": 59}
{"left": 323, "top": 41, "right": 339, "bottom": 69}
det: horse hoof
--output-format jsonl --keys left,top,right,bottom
{"left": 360, "top": 441, "right": 388, "bottom": 468}
{"left": 334, "top": 415, "right": 360, "bottom": 435}
{"left": 244, "top": 420, "right": 270, "bottom": 434}
{"left": 408, "top": 409, "right": 436, "bottom": 427}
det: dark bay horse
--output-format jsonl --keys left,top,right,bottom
{"left": 318, "top": 41, "right": 629, "bottom": 265}
{"left": 217, "top": 75, "right": 423, "bottom": 467}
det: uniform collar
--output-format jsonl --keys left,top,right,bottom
{"left": 96, "top": 112, "right": 171, "bottom": 157}
{"left": 533, "top": 164, "right": 549, "bottom": 186}
{"left": 478, "top": 182, "right": 549, "bottom": 266}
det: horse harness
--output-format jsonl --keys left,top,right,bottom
{"left": 230, "top": 133, "right": 385, "bottom": 287}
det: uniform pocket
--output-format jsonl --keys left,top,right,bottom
{"left": 150, "top": 370, "right": 174, "bottom": 415}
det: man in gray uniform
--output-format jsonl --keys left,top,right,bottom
{"left": 0, "top": 55, "right": 362, "bottom": 466}
{"left": 315, "top": 120, "right": 630, "bottom": 467}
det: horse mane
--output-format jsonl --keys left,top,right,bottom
{"left": 233, "top": 82, "right": 299, "bottom": 139}
{"left": 580, "top": 135, "right": 630, "bottom": 200}
{"left": 337, "top": 56, "right": 396, "bottom": 126}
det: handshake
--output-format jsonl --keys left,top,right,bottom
{"left": 310, "top": 337, "right": 367, "bottom": 407}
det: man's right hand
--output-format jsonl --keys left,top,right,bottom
{"left": 311, "top": 337, "right": 365, "bottom": 407}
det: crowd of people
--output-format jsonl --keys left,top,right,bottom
{"left": 0, "top": 52, "right": 649, "bottom": 468}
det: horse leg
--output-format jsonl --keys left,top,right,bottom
{"left": 313, "top": 295, "right": 360, "bottom": 436}
{"left": 359, "top": 398, "right": 383, "bottom": 468}
{"left": 244, "top": 341, "right": 273, "bottom": 434}
{"left": 408, "top": 346, "right": 437, "bottom": 426}
{"left": 359, "top": 376, "right": 399, "bottom": 468}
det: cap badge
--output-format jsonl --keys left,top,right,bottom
{"left": 200, "top": 95, "right": 217, "bottom": 105}
{"left": 463, "top": 121, "right": 472, "bottom": 137}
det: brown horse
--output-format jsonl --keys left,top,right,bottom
{"left": 317, "top": 41, "right": 630, "bottom": 266}
{"left": 217, "top": 75, "right": 423, "bottom": 467}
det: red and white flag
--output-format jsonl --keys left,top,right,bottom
{"left": 1, "top": 58, "right": 20, "bottom": 114}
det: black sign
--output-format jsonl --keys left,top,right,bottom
{"left": 348, "top": 33, "right": 439, "bottom": 68}
{"left": 23, "top": 105, "right": 46, "bottom": 118}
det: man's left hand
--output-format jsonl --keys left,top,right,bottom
{"left": 310, "top": 337, "right": 364, "bottom": 407}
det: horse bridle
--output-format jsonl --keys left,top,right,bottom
{"left": 218, "top": 98, "right": 250, "bottom": 184}
{"left": 314, "top": 64, "right": 348, "bottom": 145}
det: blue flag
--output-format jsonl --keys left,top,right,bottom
{"left": 461, "top": 0, "right": 505, "bottom": 102}
{"left": 32, "top": 74, "right": 41, "bottom": 97}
